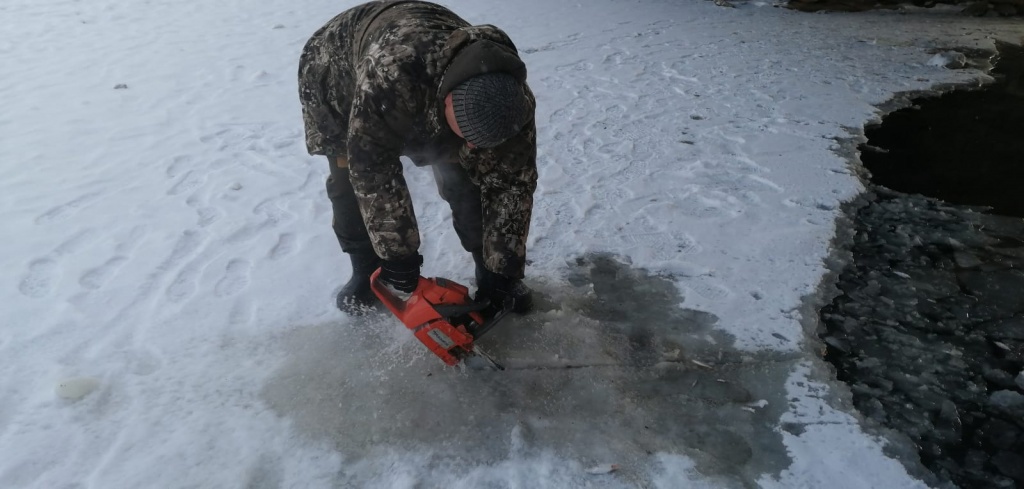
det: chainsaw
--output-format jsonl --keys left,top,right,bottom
{"left": 369, "top": 269, "right": 508, "bottom": 370}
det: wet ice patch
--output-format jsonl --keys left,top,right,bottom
{"left": 262, "top": 254, "right": 798, "bottom": 485}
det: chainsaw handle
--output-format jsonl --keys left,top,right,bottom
{"left": 369, "top": 269, "right": 430, "bottom": 314}
{"left": 433, "top": 300, "right": 491, "bottom": 318}
{"left": 466, "top": 306, "right": 511, "bottom": 339}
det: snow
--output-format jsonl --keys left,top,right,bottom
{"left": 757, "top": 362, "right": 931, "bottom": 489}
{"left": 2, "top": 0, "right": 1021, "bottom": 487}
{"left": 927, "top": 51, "right": 968, "bottom": 69}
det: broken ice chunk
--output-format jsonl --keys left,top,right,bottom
{"left": 990, "top": 390, "right": 1024, "bottom": 409}
{"left": 56, "top": 377, "right": 100, "bottom": 401}
{"left": 585, "top": 464, "right": 620, "bottom": 475}
{"left": 954, "top": 251, "right": 983, "bottom": 269}
{"left": 927, "top": 51, "right": 967, "bottom": 69}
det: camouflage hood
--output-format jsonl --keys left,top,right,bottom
{"left": 436, "top": 25, "right": 528, "bottom": 106}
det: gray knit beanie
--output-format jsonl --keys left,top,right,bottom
{"left": 451, "top": 73, "right": 532, "bottom": 148}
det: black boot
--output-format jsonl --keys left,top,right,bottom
{"left": 336, "top": 251, "right": 381, "bottom": 313}
{"left": 472, "top": 249, "right": 487, "bottom": 288}
{"left": 325, "top": 159, "right": 382, "bottom": 313}
{"left": 472, "top": 249, "right": 533, "bottom": 314}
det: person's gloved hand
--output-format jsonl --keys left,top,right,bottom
{"left": 476, "top": 269, "right": 533, "bottom": 315}
{"left": 378, "top": 254, "right": 423, "bottom": 294}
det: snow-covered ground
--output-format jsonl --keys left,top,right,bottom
{"left": 2, "top": 0, "right": 1021, "bottom": 486}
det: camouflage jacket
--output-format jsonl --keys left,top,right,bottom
{"left": 298, "top": 1, "right": 537, "bottom": 279}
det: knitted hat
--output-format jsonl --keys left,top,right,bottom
{"left": 451, "top": 73, "right": 532, "bottom": 148}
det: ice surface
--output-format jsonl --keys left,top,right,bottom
{"left": 3, "top": 0, "right": 1022, "bottom": 486}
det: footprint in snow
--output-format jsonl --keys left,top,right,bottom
{"left": 165, "top": 261, "right": 203, "bottom": 304}
{"left": 196, "top": 207, "right": 222, "bottom": 227}
{"left": 79, "top": 256, "right": 129, "bottom": 290}
{"left": 165, "top": 155, "right": 192, "bottom": 179}
{"left": 19, "top": 258, "right": 59, "bottom": 298}
{"left": 268, "top": 233, "right": 298, "bottom": 260}
{"left": 19, "top": 231, "right": 100, "bottom": 298}
{"left": 686, "top": 279, "right": 733, "bottom": 302}
{"left": 167, "top": 170, "right": 206, "bottom": 196}
{"left": 34, "top": 192, "right": 101, "bottom": 225}
{"left": 215, "top": 259, "right": 251, "bottom": 297}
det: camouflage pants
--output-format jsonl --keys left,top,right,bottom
{"left": 325, "top": 156, "right": 484, "bottom": 258}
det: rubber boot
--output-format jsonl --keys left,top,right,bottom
{"left": 472, "top": 249, "right": 487, "bottom": 288}
{"left": 336, "top": 251, "right": 381, "bottom": 314}
{"left": 325, "top": 158, "right": 381, "bottom": 313}
{"left": 472, "top": 249, "right": 533, "bottom": 314}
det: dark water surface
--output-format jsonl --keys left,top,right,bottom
{"left": 862, "top": 41, "right": 1024, "bottom": 218}
{"left": 824, "top": 43, "right": 1024, "bottom": 489}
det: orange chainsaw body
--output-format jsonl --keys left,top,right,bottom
{"left": 370, "top": 270, "right": 488, "bottom": 366}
